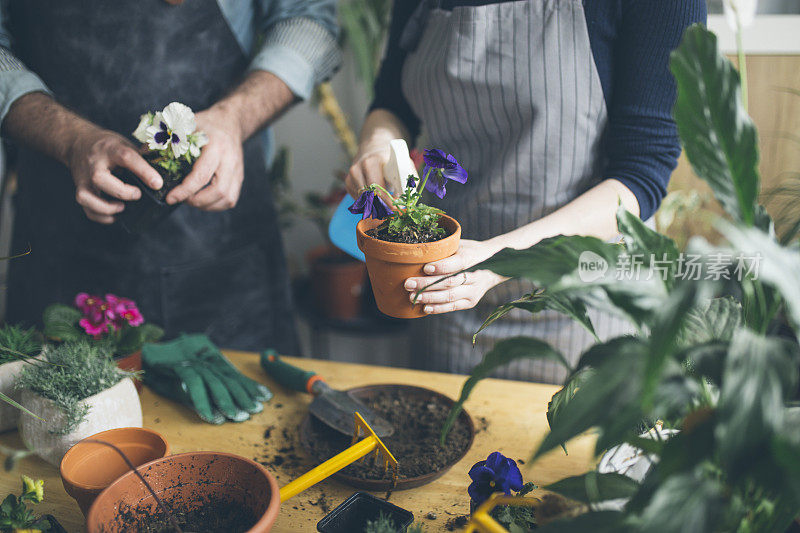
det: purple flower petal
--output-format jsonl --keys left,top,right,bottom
{"left": 348, "top": 190, "right": 372, "bottom": 218}
{"left": 423, "top": 149, "right": 449, "bottom": 169}
{"left": 407, "top": 176, "right": 417, "bottom": 189}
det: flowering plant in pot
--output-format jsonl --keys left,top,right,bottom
{"left": 0, "top": 475, "right": 50, "bottom": 532}
{"left": 16, "top": 340, "right": 142, "bottom": 466}
{"left": 436, "top": 23, "right": 800, "bottom": 533}
{"left": 42, "top": 293, "right": 163, "bottom": 384}
{"left": 0, "top": 326, "right": 43, "bottom": 432}
{"left": 351, "top": 149, "right": 466, "bottom": 318}
{"left": 120, "top": 101, "right": 208, "bottom": 233}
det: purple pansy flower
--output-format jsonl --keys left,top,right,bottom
{"left": 348, "top": 188, "right": 393, "bottom": 220}
{"left": 421, "top": 149, "right": 468, "bottom": 199}
{"left": 467, "top": 452, "right": 523, "bottom": 506}
{"left": 407, "top": 175, "right": 417, "bottom": 189}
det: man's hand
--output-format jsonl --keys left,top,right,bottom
{"left": 165, "top": 108, "right": 244, "bottom": 210}
{"left": 68, "top": 126, "right": 163, "bottom": 224}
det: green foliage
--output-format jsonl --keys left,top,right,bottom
{"left": 376, "top": 180, "right": 446, "bottom": 242}
{"left": 338, "top": 0, "right": 392, "bottom": 96}
{"left": 363, "top": 512, "right": 422, "bottom": 533}
{"left": 490, "top": 482, "right": 538, "bottom": 533}
{"left": 0, "top": 476, "right": 49, "bottom": 532}
{"left": 42, "top": 303, "right": 163, "bottom": 356}
{"left": 16, "top": 341, "right": 132, "bottom": 434}
{"left": 437, "top": 23, "right": 800, "bottom": 533}
{"left": 0, "top": 325, "right": 42, "bottom": 366}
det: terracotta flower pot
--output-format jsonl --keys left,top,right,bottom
{"left": 19, "top": 378, "right": 143, "bottom": 466}
{"left": 60, "top": 427, "right": 169, "bottom": 516}
{"left": 86, "top": 451, "right": 281, "bottom": 533}
{"left": 357, "top": 214, "right": 461, "bottom": 319}
{"left": 114, "top": 350, "right": 143, "bottom": 393}
{"left": 307, "top": 245, "right": 367, "bottom": 320}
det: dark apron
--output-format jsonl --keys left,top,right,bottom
{"left": 5, "top": 0, "right": 299, "bottom": 354}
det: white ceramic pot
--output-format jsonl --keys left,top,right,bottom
{"left": 0, "top": 358, "right": 34, "bottom": 433}
{"left": 19, "top": 378, "right": 142, "bottom": 466}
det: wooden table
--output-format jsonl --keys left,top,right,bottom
{"left": 0, "top": 353, "right": 596, "bottom": 532}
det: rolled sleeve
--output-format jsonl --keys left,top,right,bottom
{"left": 250, "top": 17, "right": 341, "bottom": 100}
{"left": 0, "top": 47, "right": 51, "bottom": 126}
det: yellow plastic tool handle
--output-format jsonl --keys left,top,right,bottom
{"left": 279, "top": 435, "right": 378, "bottom": 502}
{"left": 465, "top": 495, "right": 539, "bottom": 533}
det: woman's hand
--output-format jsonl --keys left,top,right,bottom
{"left": 404, "top": 239, "right": 507, "bottom": 314}
{"left": 345, "top": 143, "right": 391, "bottom": 199}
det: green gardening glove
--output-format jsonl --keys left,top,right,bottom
{"left": 142, "top": 334, "right": 272, "bottom": 424}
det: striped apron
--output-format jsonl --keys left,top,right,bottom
{"left": 402, "top": 0, "right": 631, "bottom": 383}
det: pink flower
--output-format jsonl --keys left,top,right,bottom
{"left": 75, "top": 293, "right": 103, "bottom": 314}
{"left": 78, "top": 305, "right": 111, "bottom": 338}
{"left": 106, "top": 294, "right": 144, "bottom": 327}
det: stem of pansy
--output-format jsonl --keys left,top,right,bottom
{"left": 417, "top": 167, "right": 433, "bottom": 200}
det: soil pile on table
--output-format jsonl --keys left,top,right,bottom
{"left": 306, "top": 388, "right": 472, "bottom": 480}
{"left": 116, "top": 497, "right": 258, "bottom": 533}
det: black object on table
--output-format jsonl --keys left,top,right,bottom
{"left": 317, "top": 492, "right": 414, "bottom": 533}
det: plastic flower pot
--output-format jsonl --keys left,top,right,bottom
{"left": 356, "top": 214, "right": 461, "bottom": 319}
{"left": 19, "top": 377, "right": 143, "bottom": 466}
{"left": 114, "top": 350, "right": 143, "bottom": 393}
{"left": 307, "top": 245, "right": 367, "bottom": 320}
{"left": 86, "top": 451, "right": 280, "bottom": 533}
{"left": 317, "top": 492, "right": 414, "bottom": 533}
{"left": 115, "top": 154, "right": 188, "bottom": 234}
{"left": 60, "top": 427, "right": 169, "bottom": 516}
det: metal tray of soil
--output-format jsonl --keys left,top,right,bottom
{"left": 300, "top": 384, "right": 474, "bottom": 491}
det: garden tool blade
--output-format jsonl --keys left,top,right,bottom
{"left": 260, "top": 352, "right": 394, "bottom": 438}
{"left": 310, "top": 382, "right": 395, "bottom": 438}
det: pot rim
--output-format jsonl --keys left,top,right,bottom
{"left": 356, "top": 214, "right": 461, "bottom": 263}
{"left": 60, "top": 427, "right": 169, "bottom": 491}
{"left": 86, "top": 451, "right": 281, "bottom": 533}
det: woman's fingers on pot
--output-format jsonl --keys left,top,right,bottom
{"left": 405, "top": 272, "right": 467, "bottom": 291}
{"left": 423, "top": 299, "right": 475, "bottom": 315}
{"left": 424, "top": 254, "right": 467, "bottom": 275}
{"left": 411, "top": 284, "right": 472, "bottom": 304}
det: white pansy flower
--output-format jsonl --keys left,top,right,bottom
{"left": 188, "top": 131, "right": 209, "bottom": 158}
{"left": 723, "top": 0, "right": 758, "bottom": 31}
{"left": 132, "top": 112, "right": 154, "bottom": 143}
{"left": 143, "top": 102, "right": 197, "bottom": 157}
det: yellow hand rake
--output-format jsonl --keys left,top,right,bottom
{"left": 279, "top": 412, "right": 398, "bottom": 502}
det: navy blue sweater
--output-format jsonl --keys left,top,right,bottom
{"left": 371, "top": 0, "right": 707, "bottom": 220}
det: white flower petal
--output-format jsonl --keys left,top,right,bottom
{"left": 132, "top": 112, "right": 154, "bottom": 143}
{"left": 723, "top": 0, "right": 758, "bottom": 30}
{"left": 189, "top": 143, "right": 201, "bottom": 158}
{"left": 170, "top": 136, "right": 190, "bottom": 158}
{"left": 161, "top": 102, "right": 196, "bottom": 138}
{"left": 192, "top": 131, "right": 209, "bottom": 148}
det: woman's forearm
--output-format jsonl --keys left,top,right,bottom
{"left": 483, "top": 179, "right": 641, "bottom": 254}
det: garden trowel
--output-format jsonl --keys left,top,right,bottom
{"left": 328, "top": 139, "right": 419, "bottom": 261}
{"left": 260, "top": 351, "right": 394, "bottom": 438}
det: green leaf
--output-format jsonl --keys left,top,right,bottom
{"left": 638, "top": 468, "right": 725, "bottom": 533}
{"left": 440, "top": 337, "right": 568, "bottom": 444}
{"left": 678, "top": 297, "right": 742, "bottom": 347}
{"left": 547, "top": 368, "right": 594, "bottom": 454}
{"left": 0, "top": 391, "right": 42, "bottom": 421}
{"left": 545, "top": 472, "right": 640, "bottom": 504}
{"left": 617, "top": 207, "right": 680, "bottom": 288}
{"left": 473, "top": 291, "right": 596, "bottom": 344}
{"left": 670, "top": 24, "right": 762, "bottom": 228}
{"left": 41, "top": 304, "right": 82, "bottom": 341}
{"left": 721, "top": 223, "right": 800, "bottom": 331}
{"left": 716, "top": 329, "right": 799, "bottom": 472}
{"left": 535, "top": 511, "right": 632, "bottom": 533}
{"left": 534, "top": 337, "right": 646, "bottom": 459}
{"left": 139, "top": 323, "right": 164, "bottom": 344}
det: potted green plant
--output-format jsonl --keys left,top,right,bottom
{"left": 0, "top": 475, "right": 53, "bottom": 533}
{"left": 118, "top": 101, "right": 208, "bottom": 233}
{"left": 352, "top": 149, "right": 466, "bottom": 318}
{"left": 16, "top": 341, "right": 142, "bottom": 466}
{"left": 435, "top": 21, "right": 800, "bottom": 533}
{"left": 43, "top": 293, "right": 163, "bottom": 391}
{"left": 0, "top": 326, "right": 43, "bottom": 432}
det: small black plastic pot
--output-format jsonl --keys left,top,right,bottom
{"left": 116, "top": 167, "right": 179, "bottom": 234}
{"left": 317, "top": 492, "right": 413, "bottom": 533}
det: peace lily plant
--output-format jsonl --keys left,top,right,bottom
{"left": 436, "top": 22, "right": 800, "bottom": 533}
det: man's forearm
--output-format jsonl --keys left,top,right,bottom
{"left": 2, "top": 92, "right": 98, "bottom": 166}
{"left": 208, "top": 70, "right": 295, "bottom": 141}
